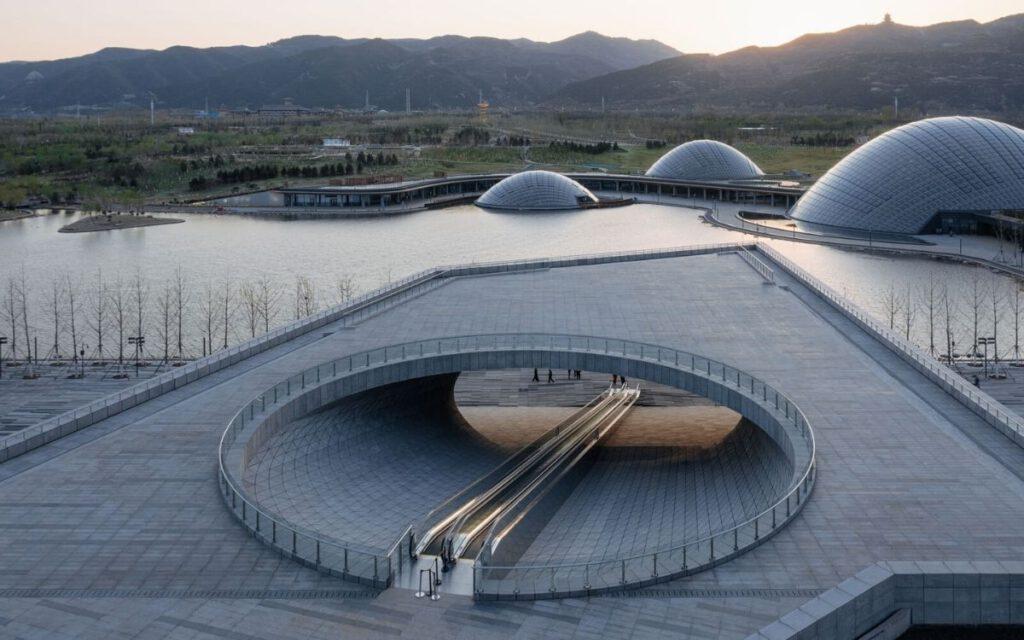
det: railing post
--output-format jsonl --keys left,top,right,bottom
{"left": 733, "top": 528, "right": 738, "bottom": 551}
{"left": 292, "top": 531, "right": 297, "bottom": 554}
{"left": 344, "top": 548, "right": 349, "bottom": 573}
{"left": 620, "top": 560, "right": 626, "bottom": 585}
{"left": 682, "top": 546, "right": 687, "bottom": 569}
{"left": 652, "top": 553, "right": 658, "bottom": 578}
{"left": 710, "top": 537, "right": 715, "bottom": 560}
{"left": 316, "top": 540, "right": 321, "bottom": 566}
{"left": 754, "top": 519, "right": 759, "bottom": 540}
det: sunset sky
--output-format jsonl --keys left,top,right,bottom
{"left": 1, "top": 0, "right": 1020, "bottom": 62}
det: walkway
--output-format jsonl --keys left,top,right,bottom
{"left": 2, "top": 248, "right": 1024, "bottom": 637}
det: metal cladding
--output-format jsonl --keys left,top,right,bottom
{"left": 645, "top": 140, "right": 763, "bottom": 181}
{"left": 476, "top": 170, "right": 599, "bottom": 211}
{"left": 790, "top": 117, "right": 1024, "bottom": 235}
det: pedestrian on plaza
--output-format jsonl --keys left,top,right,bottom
{"left": 621, "top": 375, "right": 627, "bottom": 386}
{"left": 973, "top": 375, "right": 980, "bottom": 387}
{"left": 612, "top": 374, "right": 618, "bottom": 386}
{"left": 568, "top": 369, "right": 572, "bottom": 380}
{"left": 547, "top": 369, "right": 554, "bottom": 383}
{"left": 532, "top": 368, "right": 539, "bottom": 382}
{"left": 575, "top": 369, "right": 581, "bottom": 380}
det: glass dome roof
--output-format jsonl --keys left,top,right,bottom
{"left": 476, "top": 170, "right": 598, "bottom": 211}
{"left": 645, "top": 140, "right": 763, "bottom": 181}
{"left": 790, "top": 117, "right": 1024, "bottom": 234}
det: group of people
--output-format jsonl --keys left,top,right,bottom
{"left": 529, "top": 368, "right": 626, "bottom": 386}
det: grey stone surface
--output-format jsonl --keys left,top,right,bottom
{"left": 1, "top": 249, "right": 1024, "bottom": 637}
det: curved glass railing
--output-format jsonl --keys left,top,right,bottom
{"left": 217, "top": 332, "right": 815, "bottom": 594}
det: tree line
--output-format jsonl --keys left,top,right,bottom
{"left": 1, "top": 269, "right": 359, "bottom": 365}
{"left": 790, "top": 132, "right": 856, "bottom": 147}
{"left": 189, "top": 153, "right": 401, "bottom": 190}
{"left": 547, "top": 140, "right": 621, "bottom": 154}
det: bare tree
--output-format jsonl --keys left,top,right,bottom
{"left": 967, "top": 272, "right": 986, "bottom": 357}
{"left": 18, "top": 268, "right": 32, "bottom": 363}
{"left": 902, "top": 282, "right": 915, "bottom": 341}
{"left": 335, "top": 275, "right": 355, "bottom": 305}
{"left": 942, "top": 282, "right": 958, "bottom": 364}
{"left": 990, "top": 275, "right": 1005, "bottom": 363}
{"left": 256, "top": 275, "right": 281, "bottom": 333}
{"left": 156, "top": 281, "right": 173, "bottom": 362}
{"left": 294, "top": 275, "right": 317, "bottom": 319}
{"left": 48, "top": 278, "right": 64, "bottom": 358}
{"left": 1014, "top": 282, "right": 1023, "bottom": 364}
{"left": 198, "top": 280, "right": 218, "bottom": 357}
{"left": 221, "top": 275, "right": 235, "bottom": 349}
{"left": 86, "top": 270, "right": 108, "bottom": 360}
{"left": 66, "top": 273, "right": 80, "bottom": 362}
{"left": 924, "top": 274, "right": 938, "bottom": 357}
{"left": 882, "top": 282, "right": 901, "bottom": 331}
{"left": 131, "top": 271, "right": 148, "bottom": 359}
{"left": 110, "top": 276, "right": 128, "bottom": 364}
{"left": 172, "top": 266, "right": 189, "bottom": 359}
{"left": 3, "top": 278, "right": 18, "bottom": 360}
{"left": 239, "top": 281, "right": 260, "bottom": 338}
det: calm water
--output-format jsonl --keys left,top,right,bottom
{"left": 0, "top": 204, "right": 1018, "bottom": 359}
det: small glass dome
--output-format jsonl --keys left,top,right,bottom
{"left": 476, "top": 171, "right": 599, "bottom": 211}
{"left": 646, "top": 140, "right": 763, "bottom": 181}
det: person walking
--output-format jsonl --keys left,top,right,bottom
{"left": 567, "top": 369, "right": 572, "bottom": 380}
{"left": 612, "top": 374, "right": 618, "bottom": 386}
{"left": 547, "top": 369, "right": 554, "bottom": 383}
{"left": 532, "top": 368, "right": 539, "bottom": 383}
{"left": 621, "top": 375, "right": 627, "bottom": 386}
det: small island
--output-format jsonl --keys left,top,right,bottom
{"left": 58, "top": 213, "right": 185, "bottom": 233}
{"left": 0, "top": 209, "right": 36, "bottom": 223}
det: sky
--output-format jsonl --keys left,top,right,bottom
{"left": 1, "top": 0, "right": 1021, "bottom": 62}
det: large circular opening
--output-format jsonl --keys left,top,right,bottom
{"left": 220, "top": 337, "right": 815, "bottom": 597}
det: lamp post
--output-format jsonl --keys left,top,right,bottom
{"left": 978, "top": 336, "right": 996, "bottom": 379}
{"left": 79, "top": 346, "right": 87, "bottom": 379}
{"left": 128, "top": 336, "right": 145, "bottom": 378}
{"left": 0, "top": 336, "right": 7, "bottom": 380}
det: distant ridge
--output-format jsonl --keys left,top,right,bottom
{"left": 550, "top": 14, "right": 1024, "bottom": 113}
{"left": 0, "top": 33, "right": 680, "bottom": 112}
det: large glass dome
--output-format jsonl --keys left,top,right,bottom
{"left": 476, "top": 170, "right": 598, "bottom": 211}
{"left": 790, "top": 117, "right": 1024, "bottom": 235}
{"left": 645, "top": 140, "right": 763, "bottom": 181}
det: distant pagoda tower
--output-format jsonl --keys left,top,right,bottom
{"left": 477, "top": 90, "right": 490, "bottom": 121}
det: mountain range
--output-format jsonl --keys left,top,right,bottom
{"left": 552, "top": 14, "right": 1024, "bottom": 113}
{"left": 0, "top": 32, "right": 679, "bottom": 111}
{"left": 2, "top": 13, "right": 1024, "bottom": 113}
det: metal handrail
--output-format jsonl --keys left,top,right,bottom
{"left": 756, "top": 242, "right": 1024, "bottom": 440}
{"left": 2, "top": 242, "right": 749, "bottom": 461}
{"left": 217, "top": 332, "right": 815, "bottom": 594}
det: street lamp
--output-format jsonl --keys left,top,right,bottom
{"left": 0, "top": 336, "right": 7, "bottom": 380}
{"left": 79, "top": 346, "right": 87, "bottom": 379}
{"left": 128, "top": 336, "right": 145, "bottom": 378}
{"left": 977, "top": 336, "right": 996, "bottom": 379}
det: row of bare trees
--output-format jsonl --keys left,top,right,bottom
{"left": 879, "top": 272, "right": 1024, "bottom": 362}
{"left": 1, "top": 269, "right": 358, "bottom": 363}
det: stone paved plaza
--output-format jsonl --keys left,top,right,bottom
{"left": 1, "top": 248, "right": 1024, "bottom": 638}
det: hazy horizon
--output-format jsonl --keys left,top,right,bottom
{"left": 1, "top": 0, "right": 1020, "bottom": 63}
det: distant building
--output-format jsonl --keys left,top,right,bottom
{"left": 176, "top": 127, "right": 195, "bottom": 136}
{"left": 323, "top": 138, "right": 351, "bottom": 148}
{"left": 258, "top": 104, "right": 313, "bottom": 118}
{"left": 24, "top": 70, "right": 44, "bottom": 83}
